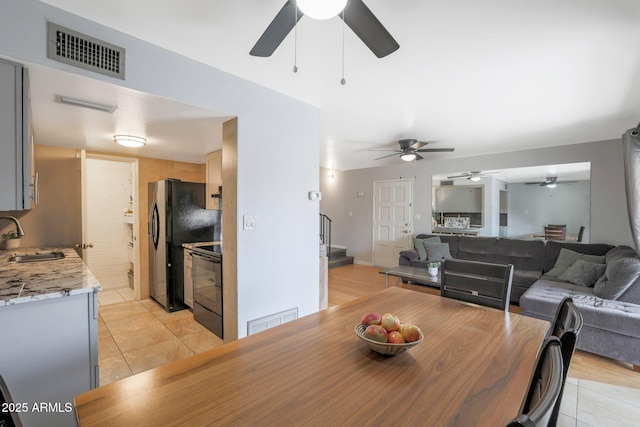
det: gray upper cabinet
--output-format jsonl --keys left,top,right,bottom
{"left": 0, "top": 58, "right": 33, "bottom": 211}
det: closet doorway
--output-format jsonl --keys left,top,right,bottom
{"left": 80, "top": 151, "right": 140, "bottom": 303}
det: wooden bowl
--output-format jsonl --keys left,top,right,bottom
{"left": 354, "top": 324, "right": 423, "bottom": 356}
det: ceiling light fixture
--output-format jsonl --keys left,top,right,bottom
{"left": 114, "top": 135, "right": 146, "bottom": 148}
{"left": 297, "top": 0, "right": 347, "bottom": 20}
{"left": 400, "top": 152, "right": 417, "bottom": 162}
{"left": 469, "top": 175, "right": 482, "bottom": 182}
{"left": 546, "top": 183, "right": 557, "bottom": 189}
{"left": 58, "top": 96, "right": 117, "bottom": 113}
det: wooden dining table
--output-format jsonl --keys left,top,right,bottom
{"left": 75, "top": 287, "right": 549, "bottom": 426}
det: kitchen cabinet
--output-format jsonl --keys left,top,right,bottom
{"left": 0, "top": 292, "right": 98, "bottom": 427}
{"left": 0, "top": 58, "right": 34, "bottom": 211}
{"left": 184, "top": 249, "right": 193, "bottom": 308}
{"left": 206, "top": 150, "right": 222, "bottom": 210}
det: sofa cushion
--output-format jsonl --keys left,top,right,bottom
{"left": 558, "top": 260, "right": 606, "bottom": 287}
{"left": 413, "top": 236, "right": 441, "bottom": 260}
{"left": 543, "top": 240, "right": 614, "bottom": 274}
{"left": 520, "top": 279, "right": 640, "bottom": 339}
{"left": 594, "top": 246, "right": 640, "bottom": 302}
{"left": 416, "top": 234, "right": 458, "bottom": 258}
{"left": 545, "top": 248, "right": 605, "bottom": 278}
{"left": 496, "top": 238, "right": 545, "bottom": 271}
{"left": 423, "top": 242, "right": 453, "bottom": 262}
{"left": 456, "top": 236, "right": 499, "bottom": 263}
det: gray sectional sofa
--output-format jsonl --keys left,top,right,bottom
{"left": 399, "top": 234, "right": 640, "bottom": 368}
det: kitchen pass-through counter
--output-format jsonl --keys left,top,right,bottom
{"left": 0, "top": 247, "right": 102, "bottom": 427}
{"left": 0, "top": 247, "right": 102, "bottom": 305}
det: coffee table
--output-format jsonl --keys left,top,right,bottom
{"left": 380, "top": 265, "right": 440, "bottom": 288}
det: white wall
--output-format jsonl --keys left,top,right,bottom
{"left": 0, "top": 0, "right": 320, "bottom": 339}
{"left": 85, "top": 158, "right": 132, "bottom": 290}
{"left": 322, "top": 139, "right": 631, "bottom": 265}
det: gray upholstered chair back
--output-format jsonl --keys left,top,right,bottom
{"left": 507, "top": 337, "right": 564, "bottom": 427}
{"left": 441, "top": 259, "right": 514, "bottom": 310}
{"left": 549, "top": 297, "right": 583, "bottom": 425}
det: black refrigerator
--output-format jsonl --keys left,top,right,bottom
{"left": 148, "top": 179, "right": 221, "bottom": 312}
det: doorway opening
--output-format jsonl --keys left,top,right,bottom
{"left": 81, "top": 151, "right": 140, "bottom": 304}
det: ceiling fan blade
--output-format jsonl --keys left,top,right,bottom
{"left": 447, "top": 174, "right": 470, "bottom": 179}
{"left": 374, "top": 152, "right": 402, "bottom": 160}
{"left": 368, "top": 149, "right": 401, "bottom": 152}
{"left": 524, "top": 182, "right": 544, "bottom": 185}
{"left": 340, "top": 0, "right": 399, "bottom": 58}
{"left": 409, "top": 141, "right": 428, "bottom": 150}
{"left": 415, "top": 148, "right": 456, "bottom": 153}
{"left": 558, "top": 181, "right": 579, "bottom": 184}
{"left": 250, "top": 1, "right": 303, "bottom": 57}
{"left": 414, "top": 153, "right": 424, "bottom": 161}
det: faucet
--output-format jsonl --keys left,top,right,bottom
{"left": 0, "top": 216, "right": 25, "bottom": 237}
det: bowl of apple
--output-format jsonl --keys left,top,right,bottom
{"left": 355, "top": 312, "right": 424, "bottom": 356}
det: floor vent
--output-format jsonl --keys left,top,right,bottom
{"left": 47, "top": 22, "right": 125, "bottom": 80}
{"left": 247, "top": 307, "right": 298, "bottom": 336}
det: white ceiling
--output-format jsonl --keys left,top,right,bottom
{"left": 34, "top": 0, "right": 640, "bottom": 169}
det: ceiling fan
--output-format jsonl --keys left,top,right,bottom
{"left": 447, "top": 171, "right": 499, "bottom": 182}
{"left": 525, "top": 177, "right": 578, "bottom": 188}
{"left": 250, "top": 0, "right": 399, "bottom": 58}
{"left": 371, "top": 139, "right": 455, "bottom": 162}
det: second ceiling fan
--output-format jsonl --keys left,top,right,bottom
{"left": 371, "top": 139, "right": 455, "bottom": 162}
{"left": 250, "top": 0, "right": 399, "bottom": 58}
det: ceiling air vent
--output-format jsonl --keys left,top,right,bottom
{"left": 440, "top": 180, "right": 455, "bottom": 186}
{"left": 47, "top": 22, "right": 125, "bottom": 80}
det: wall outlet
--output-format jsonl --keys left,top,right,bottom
{"left": 243, "top": 214, "right": 256, "bottom": 230}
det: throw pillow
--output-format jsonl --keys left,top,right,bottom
{"left": 594, "top": 256, "right": 640, "bottom": 300}
{"left": 414, "top": 236, "right": 441, "bottom": 261}
{"left": 546, "top": 248, "right": 606, "bottom": 278}
{"left": 558, "top": 260, "right": 606, "bottom": 287}
{"left": 424, "top": 242, "right": 453, "bottom": 262}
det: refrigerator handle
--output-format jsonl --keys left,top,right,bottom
{"left": 151, "top": 203, "right": 160, "bottom": 249}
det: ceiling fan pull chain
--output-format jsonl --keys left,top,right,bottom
{"left": 340, "top": 9, "right": 346, "bottom": 85}
{"left": 293, "top": 1, "right": 299, "bottom": 73}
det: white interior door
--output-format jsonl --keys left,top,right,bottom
{"left": 373, "top": 179, "right": 413, "bottom": 268}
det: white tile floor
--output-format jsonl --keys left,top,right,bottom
{"left": 558, "top": 377, "right": 640, "bottom": 427}
{"left": 98, "top": 287, "right": 135, "bottom": 305}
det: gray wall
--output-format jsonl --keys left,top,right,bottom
{"left": 1, "top": 0, "right": 320, "bottom": 338}
{"left": 322, "top": 139, "right": 631, "bottom": 265}
{"left": 507, "top": 181, "right": 590, "bottom": 240}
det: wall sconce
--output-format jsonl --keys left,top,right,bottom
{"left": 327, "top": 172, "right": 335, "bottom": 180}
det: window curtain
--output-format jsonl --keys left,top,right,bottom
{"left": 623, "top": 124, "right": 640, "bottom": 250}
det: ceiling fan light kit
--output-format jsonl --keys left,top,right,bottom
{"left": 297, "top": 0, "right": 347, "bottom": 20}
{"left": 371, "top": 138, "right": 455, "bottom": 162}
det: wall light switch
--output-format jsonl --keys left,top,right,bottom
{"left": 243, "top": 214, "right": 256, "bottom": 230}
{"left": 308, "top": 191, "right": 322, "bottom": 201}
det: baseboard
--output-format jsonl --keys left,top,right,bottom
{"left": 354, "top": 260, "right": 373, "bottom": 266}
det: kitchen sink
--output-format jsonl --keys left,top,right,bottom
{"left": 8, "top": 251, "right": 65, "bottom": 263}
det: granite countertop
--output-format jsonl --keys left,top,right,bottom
{"left": 0, "top": 247, "right": 102, "bottom": 306}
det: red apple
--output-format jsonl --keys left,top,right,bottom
{"left": 400, "top": 323, "right": 422, "bottom": 343}
{"left": 360, "top": 312, "right": 382, "bottom": 326}
{"left": 380, "top": 313, "right": 401, "bottom": 332}
{"left": 363, "top": 325, "right": 388, "bottom": 343}
{"left": 388, "top": 331, "right": 405, "bottom": 344}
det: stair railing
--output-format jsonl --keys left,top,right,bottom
{"left": 319, "top": 213, "right": 332, "bottom": 260}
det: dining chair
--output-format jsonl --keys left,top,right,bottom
{"left": 507, "top": 337, "right": 564, "bottom": 427}
{"left": 0, "top": 375, "right": 23, "bottom": 427}
{"left": 441, "top": 259, "right": 514, "bottom": 310}
{"left": 548, "top": 297, "right": 583, "bottom": 425}
{"left": 544, "top": 225, "right": 567, "bottom": 241}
